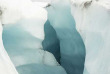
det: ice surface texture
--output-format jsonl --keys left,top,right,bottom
{"left": 17, "top": 64, "right": 67, "bottom": 74}
{"left": 0, "top": 21, "right": 18, "bottom": 74}
{"left": 71, "top": 0, "right": 110, "bottom": 74}
{"left": 3, "top": 21, "right": 67, "bottom": 74}
{"left": 42, "top": 20, "right": 61, "bottom": 63}
{"left": 47, "top": 0, "right": 85, "bottom": 74}
{"left": 0, "top": 0, "right": 64, "bottom": 74}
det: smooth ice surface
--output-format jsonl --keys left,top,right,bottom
{"left": 31, "top": 0, "right": 51, "bottom": 2}
{"left": 47, "top": 0, "right": 85, "bottom": 74}
{"left": 1, "top": 0, "right": 59, "bottom": 66}
{"left": 0, "top": 22, "right": 18, "bottom": 74}
{"left": 42, "top": 20, "right": 61, "bottom": 63}
{"left": 3, "top": 21, "right": 67, "bottom": 74}
{"left": 0, "top": 0, "right": 64, "bottom": 74}
{"left": 32, "top": 2, "right": 50, "bottom": 7}
{"left": 71, "top": 0, "right": 110, "bottom": 74}
{"left": 17, "top": 64, "right": 67, "bottom": 74}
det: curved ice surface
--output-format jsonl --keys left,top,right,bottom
{"left": 71, "top": 0, "right": 110, "bottom": 74}
{"left": 2, "top": 0, "right": 59, "bottom": 66}
{"left": 0, "top": 0, "right": 62, "bottom": 74}
{"left": 0, "top": 22, "right": 18, "bottom": 74}
{"left": 42, "top": 20, "right": 61, "bottom": 63}
{"left": 47, "top": 0, "right": 85, "bottom": 74}
{"left": 17, "top": 64, "right": 67, "bottom": 74}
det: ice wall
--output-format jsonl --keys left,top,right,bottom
{"left": 42, "top": 20, "right": 61, "bottom": 63}
{"left": 3, "top": 21, "right": 67, "bottom": 74}
{"left": 0, "top": 22, "right": 18, "bottom": 74}
{"left": 1, "top": 0, "right": 67, "bottom": 74}
{"left": 71, "top": 0, "right": 110, "bottom": 74}
{"left": 47, "top": 0, "right": 85, "bottom": 74}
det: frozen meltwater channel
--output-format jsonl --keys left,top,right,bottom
{"left": 71, "top": 0, "right": 110, "bottom": 74}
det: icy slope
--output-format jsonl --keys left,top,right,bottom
{"left": 17, "top": 64, "right": 66, "bottom": 74}
{"left": 42, "top": 20, "right": 61, "bottom": 63}
{"left": 0, "top": 0, "right": 64, "bottom": 74}
{"left": 1, "top": 0, "right": 59, "bottom": 66}
{"left": 0, "top": 21, "right": 18, "bottom": 74}
{"left": 47, "top": 0, "right": 85, "bottom": 74}
{"left": 71, "top": 0, "right": 110, "bottom": 74}
{"left": 1, "top": 0, "right": 67, "bottom": 74}
{"left": 3, "top": 21, "right": 66, "bottom": 74}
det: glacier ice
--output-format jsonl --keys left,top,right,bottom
{"left": 3, "top": 22, "right": 67, "bottom": 74}
{"left": 42, "top": 20, "right": 61, "bottom": 63}
{"left": 0, "top": 21, "right": 18, "bottom": 74}
{"left": 71, "top": 0, "right": 110, "bottom": 74}
{"left": 17, "top": 64, "right": 67, "bottom": 74}
{"left": 47, "top": 0, "right": 85, "bottom": 74}
{"left": 0, "top": 0, "right": 65, "bottom": 74}
{"left": 32, "top": 2, "right": 50, "bottom": 7}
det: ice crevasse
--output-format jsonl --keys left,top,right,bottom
{"left": 0, "top": 0, "right": 66, "bottom": 74}
{"left": 71, "top": 0, "right": 110, "bottom": 74}
{"left": 46, "top": 0, "right": 85, "bottom": 74}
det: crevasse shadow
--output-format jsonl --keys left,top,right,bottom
{"left": 42, "top": 20, "right": 61, "bottom": 63}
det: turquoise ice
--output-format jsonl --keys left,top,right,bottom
{"left": 47, "top": 0, "right": 85, "bottom": 74}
